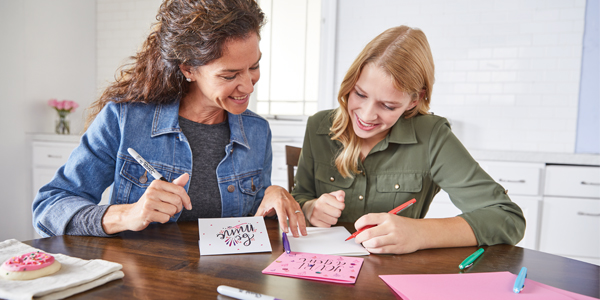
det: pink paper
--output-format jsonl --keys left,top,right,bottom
{"left": 379, "top": 272, "right": 579, "bottom": 300}
{"left": 262, "top": 252, "right": 364, "bottom": 284}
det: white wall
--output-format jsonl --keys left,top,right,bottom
{"left": 335, "top": 0, "right": 586, "bottom": 153}
{"left": 0, "top": 1, "right": 96, "bottom": 241}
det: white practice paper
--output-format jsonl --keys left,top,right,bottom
{"left": 198, "top": 217, "right": 272, "bottom": 255}
{"left": 286, "top": 226, "right": 370, "bottom": 256}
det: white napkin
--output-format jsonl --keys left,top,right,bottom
{"left": 0, "top": 239, "right": 124, "bottom": 300}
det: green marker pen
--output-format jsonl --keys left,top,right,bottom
{"left": 459, "top": 248, "right": 484, "bottom": 270}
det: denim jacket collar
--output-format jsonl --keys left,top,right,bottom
{"left": 152, "top": 101, "right": 182, "bottom": 137}
{"left": 152, "top": 100, "right": 251, "bottom": 149}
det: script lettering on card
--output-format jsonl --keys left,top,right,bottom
{"left": 297, "top": 257, "right": 346, "bottom": 272}
{"left": 216, "top": 223, "right": 256, "bottom": 247}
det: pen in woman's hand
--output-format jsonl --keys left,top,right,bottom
{"left": 127, "top": 148, "right": 168, "bottom": 182}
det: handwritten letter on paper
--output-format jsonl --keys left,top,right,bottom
{"left": 198, "top": 217, "right": 272, "bottom": 255}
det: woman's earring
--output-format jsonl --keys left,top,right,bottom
{"left": 186, "top": 78, "right": 192, "bottom": 82}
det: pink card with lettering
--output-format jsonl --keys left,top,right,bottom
{"left": 262, "top": 252, "right": 364, "bottom": 284}
{"left": 198, "top": 217, "right": 272, "bottom": 255}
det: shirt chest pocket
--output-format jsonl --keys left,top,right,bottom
{"left": 116, "top": 159, "right": 184, "bottom": 204}
{"left": 373, "top": 173, "right": 423, "bottom": 213}
{"left": 314, "top": 162, "right": 354, "bottom": 193}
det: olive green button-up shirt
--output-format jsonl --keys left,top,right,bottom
{"left": 292, "top": 110, "right": 525, "bottom": 246}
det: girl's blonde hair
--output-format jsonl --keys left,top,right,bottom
{"left": 331, "top": 26, "right": 435, "bottom": 178}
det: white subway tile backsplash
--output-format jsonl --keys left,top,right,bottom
{"left": 490, "top": 95, "right": 516, "bottom": 106}
{"left": 479, "top": 60, "right": 504, "bottom": 71}
{"left": 533, "top": 9, "right": 561, "bottom": 22}
{"left": 455, "top": 84, "right": 479, "bottom": 94}
{"left": 454, "top": 60, "right": 480, "bottom": 71}
{"left": 467, "top": 71, "right": 492, "bottom": 82}
{"left": 468, "top": 48, "right": 493, "bottom": 59}
{"left": 492, "top": 47, "right": 519, "bottom": 58}
{"left": 532, "top": 34, "right": 559, "bottom": 46}
{"left": 478, "top": 83, "right": 503, "bottom": 93}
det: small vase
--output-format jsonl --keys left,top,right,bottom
{"left": 55, "top": 112, "right": 70, "bottom": 135}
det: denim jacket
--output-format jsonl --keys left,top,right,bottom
{"left": 33, "top": 100, "right": 272, "bottom": 237}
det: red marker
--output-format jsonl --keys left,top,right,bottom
{"left": 345, "top": 198, "right": 416, "bottom": 241}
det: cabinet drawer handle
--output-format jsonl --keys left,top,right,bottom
{"left": 581, "top": 181, "right": 600, "bottom": 186}
{"left": 499, "top": 179, "right": 526, "bottom": 183}
{"left": 577, "top": 212, "right": 600, "bottom": 217}
{"left": 47, "top": 154, "right": 63, "bottom": 159}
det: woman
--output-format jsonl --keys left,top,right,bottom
{"left": 293, "top": 26, "right": 525, "bottom": 254}
{"left": 33, "top": 0, "right": 306, "bottom": 238}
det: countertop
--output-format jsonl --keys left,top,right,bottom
{"left": 469, "top": 149, "right": 599, "bottom": 166}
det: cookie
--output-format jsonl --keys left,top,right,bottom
{"left": 0, "top": 251, "right": 61, "bottom": 280}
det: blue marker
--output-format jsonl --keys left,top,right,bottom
{"left": 513, "top": 267, "right": 527, "bottom": 293}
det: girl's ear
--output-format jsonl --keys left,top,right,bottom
{"left": 419, "top": 89, "right": 426, "bottom": 101}
{"left": 407, "top": 99, "right": 418, "bottom": 111}
{"left": 407, "top": 88, "right": 426, "bottom": 110}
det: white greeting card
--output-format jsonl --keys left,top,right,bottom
{"left": 198, "top": 217, "right": 272, "bottom": 255}
{"left": 286, "top": 226, "right": 370, "bottom": 256}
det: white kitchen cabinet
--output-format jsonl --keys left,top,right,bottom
{"left": 539, "top": 165, "right": 600, "bottom": 265}
{"left": 32, "top": 141, "right": 79, "bottom": 199}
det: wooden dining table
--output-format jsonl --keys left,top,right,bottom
{"left": 24, "top": 219, "right": 599, "bottom": 299}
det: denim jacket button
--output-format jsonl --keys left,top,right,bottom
{"left": 139, "top": 171, "right": 148, "bottom": 184}
{"left": 227, "top": 185, "right": 235, "bottom": 192}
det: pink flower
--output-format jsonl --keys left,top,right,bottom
{"left": 67, "top": 100, "right": 79, "bottom": 112}
{"left": 47, "top": 99, "right": 79, "bottom": 113}
{"left": 47, "top": 99, "right": 58, "bottom": 108}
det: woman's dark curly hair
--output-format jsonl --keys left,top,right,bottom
{"left": 85, "top": 0, "right": 265, "bottom": 129}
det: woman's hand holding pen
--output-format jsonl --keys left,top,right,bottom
{"left": 305, "top": 190, "right": 345, "bottom": 228}
{"left": 255, "top": 186, "right": 307, "bottom": 237}
{"left": 353, "top": 213, "right": 423, "bottom": 255}
{"left": 102, "top": 173, "right": 192, "bottom": 234}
